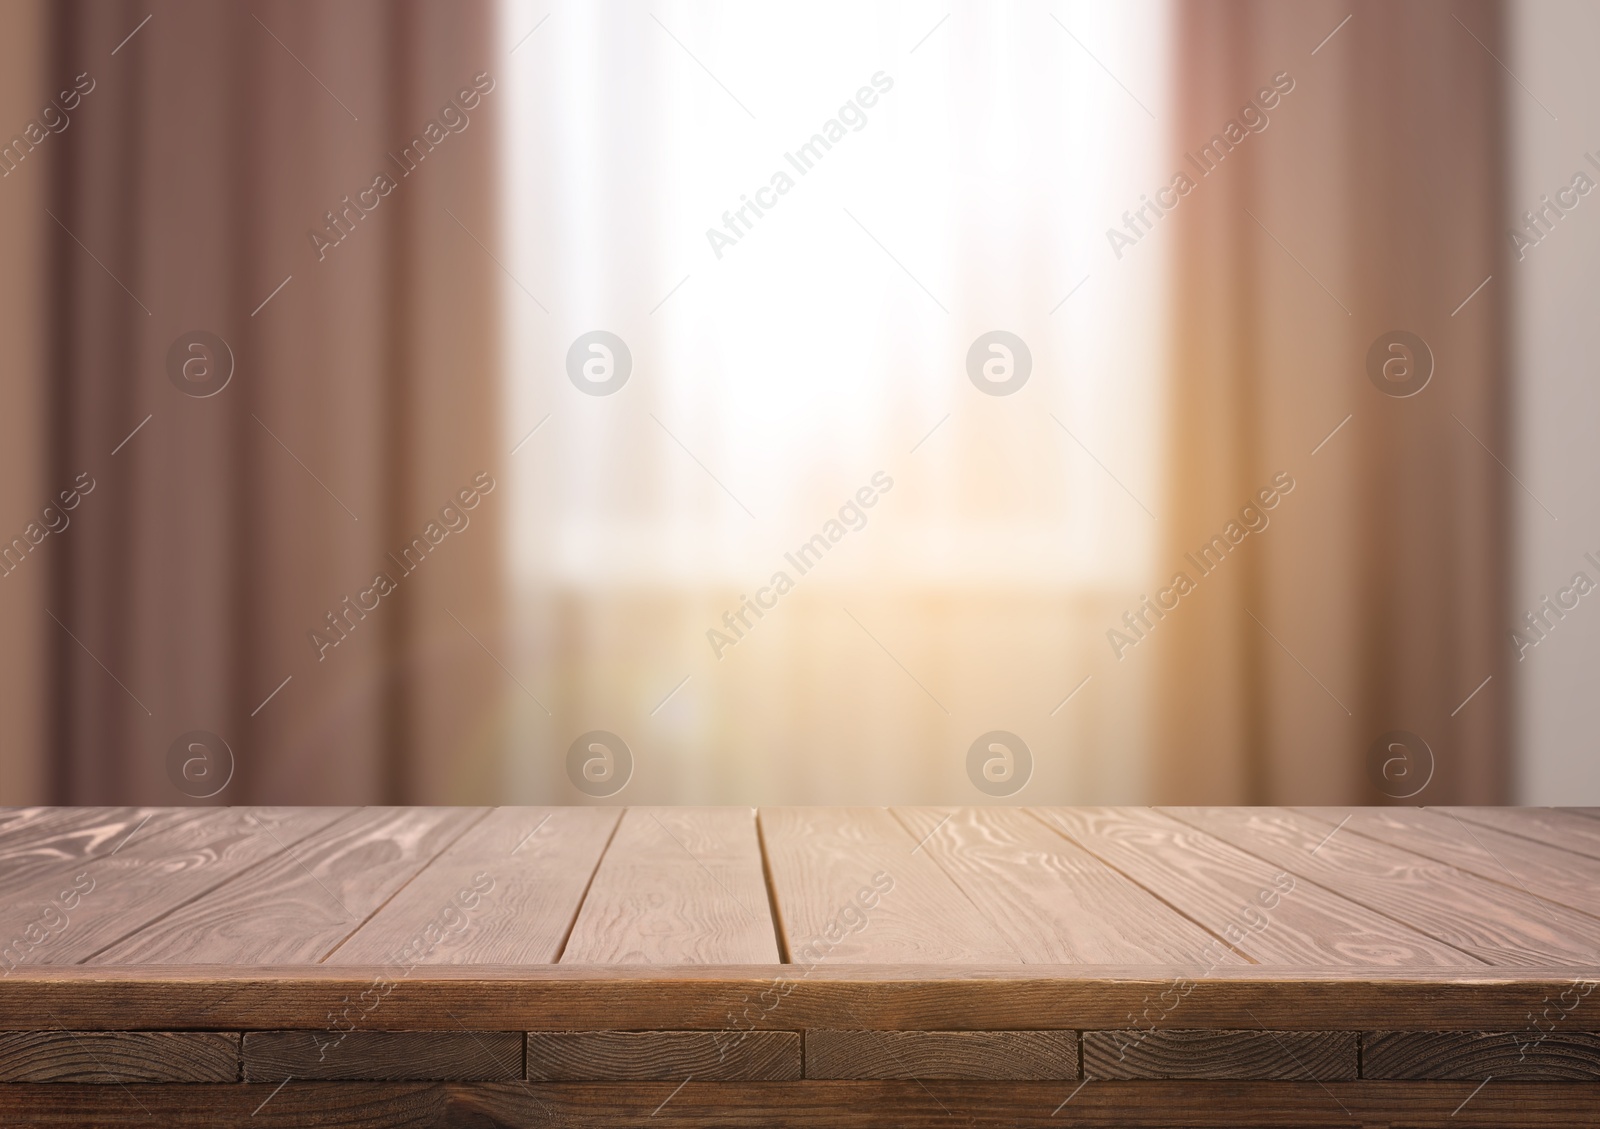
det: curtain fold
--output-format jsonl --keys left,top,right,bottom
{"left": 31, "top": 0, "right": 502, "bottom": 804}
{"left": 0, "top": 0, "right": 49, "bottom": 803}
{"left": 1155, "top": 0, "right": 1511, "bottom": 803}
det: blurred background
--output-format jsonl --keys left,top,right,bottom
{"left": 0, "top": 0, "right": 1589, "bottom": 808}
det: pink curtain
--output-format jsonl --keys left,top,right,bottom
{"left": 0, "top": 0, "right": 504, "bottom": 803}
{"left": 1156, "top": 0, "right": 1511, "bottom": 803}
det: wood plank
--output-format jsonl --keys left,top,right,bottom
{"left": 1449, "top": 807, "right": 1600, "bottom": 861}
{"left": 1295, "top": 806, "right": 1600, "bottom": 921}
{"left": 0, "top": 807, "right": 351, "bottom": 969}
{"left": 329, "top": 807, "right": 618, "bottom": 966}
{"left": 760, "top": 807, "right": 1022, "bottom": 964}
{"left": 1364, "top": 1030, "right": 1600, "bottom": 1080}
{"left": 526, "top": 1031, "right": 800, "bottom": 1081}
{"left": 0, "top": 808, "right": 191, "bottom": 899}
{"left": 91, "top": 808, "right": 485, "bottom": 965}
{"left": 0, "top": 1032, "right": 237, "bottom": 1082}
{"left": 0, "top": 807, "right": 59, "bottom": 846}
{"left": 243, "top": 1030, "right": 521, "bottom": 1082}
{"left": 7, "top": 1079, "right": 1600, "bottom": 1128}
{"left": 561, "top": 807, "right": 777, "bottom": 964}
{"left": 1082, "top": 1029, "right": 1356, "bottom": 1080}
{"left": 1166, "top": 807, "right": 1600, "bottom": 966}
{"left": 1038, "top": 807, "right": 1474, "bottom": 968}
{"left": 0, "top": 807, "right": 150, "bottom": 855}
{"left": 894, "top": 807, "right": 1243, "bottom": 965}
{"left": 804, "top": 1030, "right": 1077, "bottom": 1079}
{"left": 9, "top": 964, "right": 1600, "bottom": 1033}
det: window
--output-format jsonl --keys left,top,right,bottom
{"left": 500, "top": 0, "right": 1171, "bottom": 803}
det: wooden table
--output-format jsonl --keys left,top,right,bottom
{"left": 3, "top": 805, "right": 1600, "bottom": 1126}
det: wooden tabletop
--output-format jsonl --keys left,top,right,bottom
{"left": 4, "top": 805, "right": 1600, "bottom": 1030}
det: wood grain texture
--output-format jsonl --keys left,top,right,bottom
{"left": 1082, "top": 1029, "right": 1356, "bottom": 1080}
{"left": 0, "top": 808, "right": 70, "bottom": 852}
{"left": 0, "top": 807, "right": 159, "bottom": 853}
{"left": 0, "top": 808, "right": 351, "bottom": 969}
{"left": 3, "top": 805, "right": 1600, "bottom": 1047}
{"left": 1039, "top": 807, "right": 1475, "bottom": 968}
{"left": 893, "top": 807, "right": 1242, "bottom": 965}
{"left": 1363, "top": 1030, "right": 1600, "bottom": 1080}
{"left": 7, "top": 1080, "right": 1600, "bottom": 1127}
{"left": 1296, "top": 806, "right": 1600, "bottom": 921}
{"left": 0, "top": 808, "right": 191, "bottom": 900}
{"left": 562, "top": 807, "right": 778, "bottom": 964}
{"left": 526, "top": 1030, "right": 800, "bottom": 1080}
{"left": 0, "top": 1032, "right": 237, "bottom": 1082}
{"left": 0, "top": 808, "right": 42, "bottom": 832}
{"left": 5, "top": 964, "right": 1597, "bottom": 1032}
{"left": 804, "top": 1029, "right": 1077, "bottom": 1079}
{"left": 242, "top": 1030, "right": 521, "bottom": 1081}
{"left": 92, "top": 808, "right": 484, "bottom": 965}
{"left": 1167, "top": 807, "right": 1600, "bottom": 966}
{"left": 761, "top": 807, "right": 1022, "bottom": 964}
{"left": 329, "top": 807, "right": 618, "bottom": 966}
{"left": 1450, "top": 807, "right": 1600, "bottom": 861}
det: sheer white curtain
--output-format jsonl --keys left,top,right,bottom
{"left": 499, "top": 0, "right": 1170, "bottom": 804}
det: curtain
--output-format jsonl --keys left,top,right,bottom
{"left": 0, "top": 1, "right": 49, "bottom": 802}
{"left": 1155, "top": 0, "right": 1511, "bottom": 803}
{"left": 2, "top": 0, "right": 1514, "bottom": 808}
{"left": 2, "top": 0, "right": 503, "bottom": 804}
